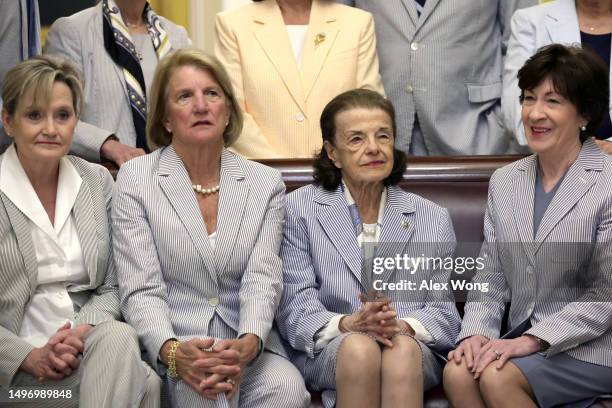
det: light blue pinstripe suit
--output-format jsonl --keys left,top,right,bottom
{"left": 112, "top": 146, "right": 308, "bottom": 407}
{"left": 277, "top": 183, "right": 461, "bottom": 392}
{"left": 459, "top": 139, "right": 612, "bottom": 368}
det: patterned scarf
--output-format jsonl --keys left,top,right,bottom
{"left": 102, "top": 0, "right": 172, "bottom": 151}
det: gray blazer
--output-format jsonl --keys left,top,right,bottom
{"left": 340, "top": 0, "right": 537, "bottom": 155}
{"left": 459, "top": 139, "right": 612, "bottom": 368}
{"left": 44, "top": 3, "right": 190, "bottom": 161}
{"left": 0, "top": 155, "right": 119, "bottom": 387}
{"left": 112, "top": 147, "right": 287, "bottom": 370}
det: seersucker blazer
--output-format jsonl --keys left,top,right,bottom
{"left": 0, "top": 154, "right": 119, "bottom": 388}
{"left": 44, "top": 3, "right": 191, "bottom": 162}
{"left": 112, "top": 146, "right": 288, "bottom": 370}
{"left": 276, "top": 183, "right": 461, "bottom": 371}
{"left": 502, "top": 0, "right": 612, "bottom": 144}
{"left": 340, "top": 0, "right": 538, "bottom": 155}
{"left": 458, "top": 139, "right": 612, "bottom": 368}
{"left": 214, "top": 0, "right": 384, "bottom": 159}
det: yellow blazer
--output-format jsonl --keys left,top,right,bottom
{"left": 215, "top": 0, "right": 384, "bottom": 159}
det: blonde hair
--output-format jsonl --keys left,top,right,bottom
{"left": 147, "top": 48, "right": 243, "bottom": 149}
{"left": 2, "top": 55, "right": 83, "bottom": 117}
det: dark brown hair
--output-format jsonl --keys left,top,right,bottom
{"left": 313, "top": 88, "right": 406, "bottom": 191}
{"left": 518, "top": 44, "right": 609, "bottom": 142}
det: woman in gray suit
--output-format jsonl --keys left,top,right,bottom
{"left": 112, "top": 48, "right": 309, "bottom": 408}
{"left": 444, "top": 44, "right": 612, "bottom": 408}
{"left": 45, "top": 0, "right": 190, "bottom": 166}
{"left": 276, "top": 89, "right": 461, "bottom": 408}
{"left": 0, "top": 55, "right": 159, "bottom": 407}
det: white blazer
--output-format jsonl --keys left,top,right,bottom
{"left": 502, "top": 0, "right": 612, "bottom": 144}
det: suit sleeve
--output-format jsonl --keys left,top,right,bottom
{"left": 112, "top": 164, "right": 176, "bottom": 370}
{"left": 276, "top": 200, "right": 340, "bottom": 359}
{"left": 214, "top": 13, "right": 283, "bottom": 158}
{"left": 458, "top": 171, "right": 511, "bottom": 342}
{"left": 238, "top": 175, "right": 286, "bottom": 344}
{"left": 356, "top": 12, "right": 385, "bottom": 96}
{"left": 501, "top": 9, "right": 536, "bottom": 146}
{"left": 45, "top": 17, "right": 114, "bottom": 162}
{"left": 73, "top": 166, "right": 120, "bottom": 326}
{"left": 397, "top": 208, "right": 461, "bottom": 351}
{"left": 525, "top": 196, "right": 612, "bottom": 357}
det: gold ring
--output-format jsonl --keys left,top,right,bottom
{"left": 226, "top": 378, "right": 236, "bottom": 385}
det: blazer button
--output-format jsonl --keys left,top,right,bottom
{"left": 295, "top": 112, "right": 305, "bottom": 122}
{"left": 405, "top": 85, "right": 414, "bottom": 93}
{"left": 410, "top": 42, "right": 419, "bottom": 51}
{"left": 208, "top": 297, "right": 219, "bottom": 307}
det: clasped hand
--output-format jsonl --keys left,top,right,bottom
{"left": 341, "top": 292, "right": 413, "bottom": 347}
{"left": 174, "top": 334, "right": 259, "bottom": 400}
{"left": 20, "top": 322, "right": 92, "bottom": 381}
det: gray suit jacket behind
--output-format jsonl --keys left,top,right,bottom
{"left": 459, "top": 139, "right": 612, "bottom": 367}
{"left": 0, "top": 155, "right": 119, "bottom": 387}
{"left": 112, "top": 147, "right": 288, "bottom": 370}
{"left": 341, "top": 0, "right": 537, "bottom": 155}
{"left": 44, "top": 3, "right": 190, "bottom": 161}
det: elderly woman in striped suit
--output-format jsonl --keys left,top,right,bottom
{"left": 0, "top": 56, "right": 159, "bottom": 407}
{"left": 444, "top": 44, "right": 612, "bottom": 408}
{"left": 276, "top": 88, "right": 461, "bottom": 408}
{"left": 112, "top": 48, "right": 309, "bottom": 408}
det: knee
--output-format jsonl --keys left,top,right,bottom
{"left": 337, "top": 334, "right": 381, "bottom": 374}
{"left": 382, "top": 336, "right": 422, "bottom": 379}
{"left": 264, "top": 367, "right": 310, "bottom": 408}
{"left": 91, "top": 320, "right": 139, "bottom": 351}
{"left": 478, "top": 364, "right": 509, "bottom": 400}
{"left": 443, "top": 358, "right": 476, "bottom": 393}
{"left": 142, "top": 367, "right": 162, "bottom": 401}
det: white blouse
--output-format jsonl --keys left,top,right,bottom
{"left": 285, "top": 25, "right": 308, "bottom": 67}
{"left": 0, "top": 145, "right": 88, "bottom": 347}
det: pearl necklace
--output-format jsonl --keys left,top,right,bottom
{"left": 362, "top": 223, "right": 377, "bottom": 237}
{"left": 193, "top": 184, "right": 220, "bottom": 195}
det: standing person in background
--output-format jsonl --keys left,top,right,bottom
{"left": 0, "top": 0, "right": 41, "bottom": 154}
{"left": 45, "top": 0, "right": 190, "bottom": 166}
{"left": 503, "top": 0, "right": 612, "bottom": 153}
{"left": 340, "top": 0, "right": 538, "bottom": 156}
{"left": 215, "top": 0, "right": 384, "bottom": 159}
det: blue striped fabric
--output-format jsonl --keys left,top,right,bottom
{"left": 415, "top": 0, "right": 426, "bottom": 16}
{"left": 458, "top": 139, "right": 612, "bottom": 368}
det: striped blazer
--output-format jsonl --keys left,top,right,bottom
{"left": 0, "top": 154, "right": 119, "bottom": 387}
{"left": 112, "top": 146, "right": 288, "bottom": 370}
{"left": 276, "top": 183, "right": 461, "bottom": 371}
{"left": 340, "top": 0, "right": 537, "bottom": 155}
{"left": 459, "top": 139, "right": 612, "bottom": 368}
{"left": 44, "top": 3, "right": 190, "bottom": 161}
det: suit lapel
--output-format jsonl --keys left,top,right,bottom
{"left": 300, "top": 1, "right": 339, "bottom": 102}
{"left": 214, "top": 150, "right": 249, "bottom": 274}
{"left": 72, "top": 180, "right": 98, "bottom": 283}
{"left": 252, "top": 1, "right": 306, "bottom": 112}
{"left": 514, "top": 156, "right": 537, "bottom": 265}
{"left": 377, "top": 187, "right": 416, "bottom": 284}
{"left": 157, "top": 146, "right": 217, "bottom": 282}
{"left": 544, "top": 0, "right": 580, "bottom": 44}
{"left": 0, "top": 193, "right": 38, "bottom": 294}
{"left": 399, "top": 0, "right": 420, "bottom": 29}
{"left": 94, "top": 3, "right": 129, "bottom": 100}
{"left": 534, "top": 141, "right": 601, "bottom": 250}
{"left": 315, "top": 186, "right": 364, "bottom": 286}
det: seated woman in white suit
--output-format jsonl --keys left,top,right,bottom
{"left": 444, "top": 45, "right": 612, "bottom": 408}
{"left": 0, "top": 55, "right": 159, "bottom": 407}
{"left": 502, "top": 0, "right": 612, "bottom": 152}
{"left": 112, "top": 48, "right": 309, "bottom": 408}
{"left": 276, "top": 89, "right": 461, "bottom": 408}
{"left": 214, "top": 0, "right": 384, "bottom": 159}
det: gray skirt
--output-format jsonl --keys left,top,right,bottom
{"left": 303, "top": 332, "right": 442, "bottom": 408}
{"left": 511, "top": 353, "right": 612, "bottom": 408}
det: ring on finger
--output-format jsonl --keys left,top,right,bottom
{"left": 226, "top": 378, "right": 236, "bottom": 385}
{"left": 493, "top": 350, "right": 502, "bottom": 360}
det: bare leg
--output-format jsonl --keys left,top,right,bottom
{"left": 443, "top": 358, "right": 486, "bottom": 408}
{"left": 336, "top": 334, "right": 382, "bottom": 408}
{"left": 479, "top": 362, "right": 536, "bottom": 408}
{"left": 381, "top": 335, "right": 422, "bottom": 408}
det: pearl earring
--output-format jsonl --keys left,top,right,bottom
{"left": 166, "top": 128, "right": 172, "bottom": 133}
{"left": 580, "top": 125, "right": 587, "bottom": 131}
